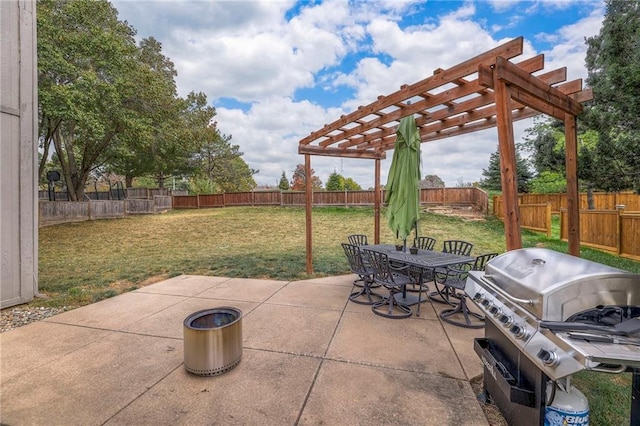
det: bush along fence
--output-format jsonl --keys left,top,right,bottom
{"left": 39, "top": 196, "right": 172, "bottom": 227}
{"left": 172, "top": 187, "right": 489, "bottom": 211}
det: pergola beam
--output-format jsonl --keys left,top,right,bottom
{"left": 299, "top": 37, "right": 592, "bottom": 272}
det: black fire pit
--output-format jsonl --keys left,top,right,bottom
{"left": 183, "top": 307, "right": 243, "bottom": 376}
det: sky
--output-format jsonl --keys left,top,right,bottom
{"left": 111, "top": 0, "right": 605, "bottom": 189}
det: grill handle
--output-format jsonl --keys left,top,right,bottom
{"left": 590, "top": 364, "right": 626, "bottom": 374}
{"left": 482, "top": 274, "right": 535, "bottom": 306}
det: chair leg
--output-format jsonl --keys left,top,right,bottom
{"left": 349, "top": 278, "right": 384, "bottom": 305}
{"left": 372, "top": 287, "right": 412, "bottom": 319}
{"left": 439, "top": 295, "right": 484, "bottom": 328}
{"left": 428, "top": 283, "right": 459, "bottom": 305}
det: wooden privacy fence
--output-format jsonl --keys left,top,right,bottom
{"left": 493, "top": 198, "right": 552, "bottom": 237}
{"left": 494, "top": 192, "right": 640, "bottom": 214}
{"left": 172, "top": 187, "right": 488, "bottom": 211}
{"left": 39, "top": 196, "right": 172, "bottom": 227}
{"left": 560, "top": 208, "right": 640, "bottom": 261}
{"left": 39, "top": 187, "right": 173, "bottom": 201}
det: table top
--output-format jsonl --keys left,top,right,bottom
{"left": 363, "top": 244, "right": 474, "bottom": 269}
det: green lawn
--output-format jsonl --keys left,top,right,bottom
{"left": 37, "top": 206, "right": 640, "bottom": 424}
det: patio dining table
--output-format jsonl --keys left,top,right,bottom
{"left": 364, "top": 244, "right": 474, "bottom": 314}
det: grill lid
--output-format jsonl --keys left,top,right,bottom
{"left": 482, "top": 248, "right": 640, "bottom": 320}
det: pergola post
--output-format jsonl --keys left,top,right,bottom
{"left": 298, "top": 38, "right": 592, "bottom": 271}
{"left": 374, "top": 158, "right": 381, "bottom": 244}
{"left": 305, "top": 154, "right": 313, "bottom": 274}
{"left": 494, "top": 78, "right": 523, "bottom": 250}
{"left": 564, "top": 114, "right": 580, "bottom": 256}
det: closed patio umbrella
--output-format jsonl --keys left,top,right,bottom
{"left": 385, "top": 115, "right": 421, "bottom": 251}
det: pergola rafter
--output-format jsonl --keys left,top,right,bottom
{"left": 298, "top": 37, "right": 593, "bottom": 274}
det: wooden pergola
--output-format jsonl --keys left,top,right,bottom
{"left": 298, "top": 37, "right": 593, "bottom": 274}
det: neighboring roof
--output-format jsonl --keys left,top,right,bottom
{"left": 298, "top": 37, "right": 592, "bottom": 160}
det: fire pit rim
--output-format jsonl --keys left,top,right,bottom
{"left": 183, "top": 306, "right": 243, "bottom": 330}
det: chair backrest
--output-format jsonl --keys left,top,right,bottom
{"left": 414, "top": 236, "right": 436, "bottom": 251}
{"left": 472, "top": 253, "right": 499, "bottom": 271}
{"left": 348, "top": 234, "right": 368, "bottom": 246}
{"left": 443, "top": 240, "right": 473, "bottom": 256}
{"left": 362, "top": 249, "right": 393, "bottom": 284}
{"left": 342, "top": 243, "right": 368, "bottom": 275}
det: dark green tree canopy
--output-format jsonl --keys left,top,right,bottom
{"left": 37, "top": 0, "right": 255, "bottom": 196}
{"left": 480, "top": 145, "right": 532, "bottom": 193}
{"left": 325, "top": 172, "right": 345, "bottom": 190}
{"left": 584, "top": 0, "right": 640, "bottom": 192}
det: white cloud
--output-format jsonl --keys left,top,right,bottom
{"left": 112, "top": 0, "right": 605, "bottom": 189}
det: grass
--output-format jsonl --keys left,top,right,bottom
{"left": 37, "top": 206, "right": 510, "bottom": 308}
{"left": 35, "top": 206, "right": 640, "bottom": 424}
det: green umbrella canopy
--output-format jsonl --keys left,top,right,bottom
{"left": 385, "top": 115, "right": 422, "bottom": 243}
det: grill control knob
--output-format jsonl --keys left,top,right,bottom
{"left": 499, "top": 314, "right": 513, "bottom": 328}
{"left": 473, "top": 293, "right": 483, "bottom": 303}
{"left": 481, "top": 299, "right": 492, "bottom": 309}
{"left": 489, "top": 306, "right": 501, "bottom": 316}
{"left": 510, "top": 324, "right": 529, "bottom": 340}
{"left": 537, "top": 348, "right": 559, "bottom": 367}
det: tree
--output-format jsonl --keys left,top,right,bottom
{"left": 584, "top": 0, "right": 640, "bottom": 192}
{"left": 278, "top": 172, "right": 290, "bottom": 190}
{"left": 480, "top": 145, "right": 532, "bottom": 193}
{"left": 528, "top": 171, "right": 567, "bottom": 194}
{"left": 522, "top": 116, "right": 601, "bottom": 204}
{"left": 343, "top": 178, "right": 362, "bottom": 190}
{"left": 106, "top": 36, "right": 182, "bottom": 187}
{"left": 325, "top": 172, "right": 345, "bottom": 190}
{"left": 419, "top": 175, "right": 445, "bottom": 188}
{"left": 521, "top": 119, "right": 566, "bottom": 175}
{"left": 290, "top": 164, "right": 323, "bottom": 190}
{"left": 37, "top": 0, "right": 139, "bottom": 200}
{"left": 190, "top": 118, "right": 256, "bottom": 192}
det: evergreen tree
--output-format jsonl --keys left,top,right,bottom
{"left": 584, "top": 0, "right": 640, "bottom": 191}
{"left": 278, "top": 172, "right": 290, "bottom": 190}
{"left": 480, "top": 145, "right": 532, "bottom": 193}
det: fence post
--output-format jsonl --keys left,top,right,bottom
{"left": 616, "top": 205, "right": 624, "bottom": 255}
{"left": 197, "top": 194, "right": 200, "bottom": 209}
{"left": 545, "top": 202, "right": 552, "bottom": 238}
{"left": 345, "top": 189, "right": 348, "bottom": 207}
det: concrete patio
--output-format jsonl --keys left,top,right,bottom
{"left": 1, "top": 274, "right": 489, "bottom": 425}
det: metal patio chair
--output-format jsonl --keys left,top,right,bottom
{"left": 414, "top": 236, "right": 436, "bottom": 251}
{"left": 341, "top": 243, "right": 383, "bottom": 305}
{"left": 436, "top": 253, "right": 498, "bottom": 328}
{"left": 363, "top": 249, "right": 414, "bottom": 319}
{"left": 347, "top": 234, "right": 368, "bottom": 246}
{"left": 429, "top": 240, "right": 474, "bottom": 304}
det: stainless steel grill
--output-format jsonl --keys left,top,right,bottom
{"left": 466, "top": 247, "right": 640, "bottom": 380}
{"left": 465, "top": 248, "right": 640, "bottom": 425}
